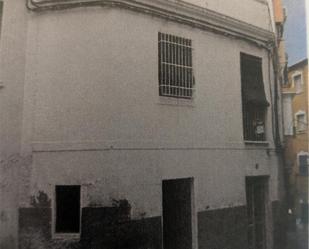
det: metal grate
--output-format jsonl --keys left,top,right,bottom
{"left": 158, "top": 32, "right": 194, "bottom": 99}
{"left": 242, "top": 104, "right": 266, "bottom": 141}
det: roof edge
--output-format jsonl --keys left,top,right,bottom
{"left": 289, "top": 58, "right": 308, "bottom": 70}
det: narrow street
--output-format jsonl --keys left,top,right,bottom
{"left": 287, "top": 224, "right": 308, "bottom": 249}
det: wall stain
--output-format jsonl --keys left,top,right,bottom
{"left": 30, "top": 191, "right": 51, "bottom": 208}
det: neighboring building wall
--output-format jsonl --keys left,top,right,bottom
{"left": 283, "top": 59, "right": 308, "bottom": 226}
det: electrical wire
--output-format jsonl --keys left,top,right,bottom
{"left": 25, "top": 0, "right": 275, "bottom": 49}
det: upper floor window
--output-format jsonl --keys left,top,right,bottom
{"left": 298, "top": 154, "right": 308, "bottom": 176}
{"left": 158, "top": 32, "right": 194, "bottom": 99}
{"left": 240, "top": 53, "right": 269, "bottom": 141}
{"left": 293, "top": 72, "right": 303, "bottom": 94}
{"left": 295, "top": 111, "right": 307, "bottom": 132}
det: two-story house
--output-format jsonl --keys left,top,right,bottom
{"left": 0, "top": 0, "right": 285, "bottom": 249}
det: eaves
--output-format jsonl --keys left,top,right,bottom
{"left": 26, "top": 0, "right": 275, "bottom": 48}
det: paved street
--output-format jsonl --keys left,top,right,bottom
{"left": 287, "top": 224, "right": 308, "bottom": 249}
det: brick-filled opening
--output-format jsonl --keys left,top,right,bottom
{"left": 55, "top": 185, "right": 81, "bottom": 233}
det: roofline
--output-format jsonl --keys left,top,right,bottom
{"left": 25, "top": 0, "right": 275, "bottom": 48}
{"left": 288, "top": 58, "right": 308, "bottom": 70}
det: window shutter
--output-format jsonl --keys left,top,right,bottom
{"left": 240, "top": 53, "right": 269, "bottom": 107}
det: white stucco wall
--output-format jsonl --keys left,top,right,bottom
{"left": 180, "top": 0, "right": 273, "bottom": 30}
{"left": 24, "top": 8, "right": 273, "bottom": 146}
{"left": 27, "top": 148, "right": 279, "bottom": 219}
{"left": 0, "top": 0, "right": 28, "bottom": 248}
{"left": 18, "top": 6, "right": 280, "bottom": 218}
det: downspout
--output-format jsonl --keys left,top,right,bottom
{"left": 270, "top": 31, "right": 291, "bottom": 243}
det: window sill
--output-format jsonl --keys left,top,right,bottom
{"left": 157, "top": 96, "right": 195, "bottom": 107}
{"left": 296, "top": 130, "right": 307, "bottom": 134}
{"left": 295, "top": 90, "right": 304, "bottom": 95}
{"left": 244, "top": 140, "right": 269, "bottom": 146}
{"left": 253, "top": 0, "right": 268, "bottom": 5}
{"left": 52, "top": 233, "right": 80, "bottom": 240}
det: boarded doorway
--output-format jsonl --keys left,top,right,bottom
{"left": 162, "top": 178, "right": 193, "bottom": 249}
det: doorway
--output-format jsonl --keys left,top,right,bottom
{"left": 162, "top": 178, "right": 193, "bottom": 249}
{"left": 246, "top": 176, "right": 268, "bottom": 249}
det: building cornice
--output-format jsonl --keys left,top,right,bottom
{"left": 26, "top": 0, "right": 275, "bottom": 48}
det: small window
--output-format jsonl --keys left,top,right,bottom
{"left": 158, "top": 32, "right": 194, "bottom": 99}
{"left": 298, "top": 155, "right": 308, "bottom": 176}
{"left": 240, "top": 53, "right": 269, "bottom": 141}
{"left": 55, "top": 185, "right": 81, "bottom": 234}
{"left": 295, "top": 111, "right": 307, "bottom": 132}
{"left": 293, "top": 73, "right": 303, "bottom": 93}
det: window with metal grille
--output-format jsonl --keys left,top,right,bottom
{"left": 158, "top": 32, "right": 194, "bottom": 99}
{"left": 242, "top": 105, "right": 267, "bottom": 141}
{"left": 240, "top": 53, "right": 269, "bottom": 141}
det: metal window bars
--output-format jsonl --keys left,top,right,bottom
{"left": 243, "top": 104, "right": 266, "bottom": 141}
{"left": 158, "top": 32, "right": 194, "bottom": 99}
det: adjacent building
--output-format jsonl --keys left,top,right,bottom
{"left": 282, "top": 58, "right": 308, "bottom": 226}
{"left": 0, "top": 0, "right": 286, "bottom": 249}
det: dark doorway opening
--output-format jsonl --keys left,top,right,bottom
{"left": 55, "top": 185, "right": 81, "bottom": 233}
{"left": 162, "top": 178, "right": 193, "bottom": 249}
{"left": 246, "top": 176, "right": 268, "bottom": 249}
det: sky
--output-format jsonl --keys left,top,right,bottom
{"left": 282, "top": 0, "right": 307, "bottom": 66}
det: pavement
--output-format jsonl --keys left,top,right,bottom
{"left": 287, "top": 223, "right": 308, "bottom": 249}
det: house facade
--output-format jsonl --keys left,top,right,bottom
{"left": 0, "top": 1, "right": 285, "bottom": 249}
{"left": 283, "top": 59, "right": 308, "bottom": 227}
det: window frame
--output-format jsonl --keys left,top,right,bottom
{"left": 52, "top": 185, "right": 82, "bottom": 239}
{"left": 158, "top": 32, "right": 195, "bottom": 99}
{"left": 292, "top": 71, "right": 303, "bottom": 94}
{"left": 297, "top": 152, "right": 309, "bottom": 176}
{"left": 240, "top": 53, "right": 269, "bottom": 143}
{"left": 295, "top": 110, "right": 307, "bottom": 133}
{"left": 246, "top": 176, "right": 269, "bottom": 249}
